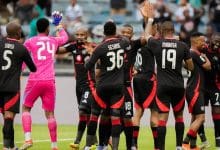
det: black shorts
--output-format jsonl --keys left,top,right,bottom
{"left": 91, "top": 86, "right": 124, "bottom": 117}
{"left": 156, "top": 86, "right": 185, "bottom": 113}
{"left": 133, "top": 74, "right": 157, "bottom": 110}
{"left": 204, "top": 89, "right": 220, "bottom": 107}
{"left": 76, "top": 85, "right": 92, "bottom": 114}
{"left": 121, "top": 86, "right": 133, "bottom": 118}
{"left": 0, "top": 92, "right": 20, "bottom": 113}
{"left": 186, "top": 89, "right": 205, "bottom": 115}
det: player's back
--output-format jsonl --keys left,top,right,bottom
{"left": 0, "top": 38, "right": 32, "bottom": 92}
{"left": 24, "top": 35, "right": 61, "bottom": 81}
{"left": 148, "top": 38, "right": 190, "bottom": 88}
{"left": 94, "top": 37, "right": 130, "bottom": 88}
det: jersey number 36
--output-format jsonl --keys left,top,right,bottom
{"left": 107, "top": 49, "right": 124, "bottom": 71}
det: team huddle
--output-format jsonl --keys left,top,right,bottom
{"left": 0, "top": 1, "right": 220, "bottom": 150}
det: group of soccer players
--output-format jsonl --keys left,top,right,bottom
{"left": 0, "top": 1, "right": 220, "bottom": 150}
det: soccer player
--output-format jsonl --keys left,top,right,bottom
{"left": 84, "top": 21, "right": 131, "bottom": 150}
{"left": 202, "top": 34, "right": 220, "bottom": 149}
{"left": 131, "top": 19, "right": 160, "bottom": 150}
{"left": 58, "top": 26, "right": 96, "bottom": 150}
{"left": 139, "top": 12, "right": 194, "bottom": 149}
{"left": 183, "top": 32, "right": 211, "bottom": 150}
{"left": 0, "top": 21, "right": 36, "bottom": 150}
{"left": 20, "top": 14, "right": 68, "bottom": 150}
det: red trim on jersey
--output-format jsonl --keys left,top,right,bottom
{"left": 189, "top": 75, "right": 200, "bottom": 113}
{"left": 175, "top": 118, "right": 184, "bottom": 123}
{"left": 156, "top": 96, "right": 169, "bottom": 112}
{"left": 212, "top": 114, "right": 220, "bottom": 120}
{"left": 143, "top": 79, "right": 156, "bottom": 108}
{"left": 158, "top": 120, "right": 167, "bottom": 126}
{"left": 79, "top": 115, "right": 88, "bottom": 121}
{"left": 90, "top": 115, "right": 98, "bottom": 122}
{"left": 6, "top": 38, "right": 19, "bottom": 42}
{"left": 111, "top": 96, "right": 124, "bottom": 109}
{"left": 111, "top": 118, "right": 121, "bottom": 125}
{"left": 127, "top": 87, "right": 133, "bottom": 98}
{"left": 4, "top": 93, "right": 19, "bottom": 111}
{"left": 173, "top": 94, "right": 185, "bottom": 112}
{"left": 87, "top": 71, "right": 107, "bottom": 109}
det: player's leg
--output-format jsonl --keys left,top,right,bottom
{"left": 41, "top": 80, "right": 58, "bottom": 150}
{"left": 44, "top": 111, "right": 57, "bottom": 150}
{"left": 123, "top": 86, "right": 133, "bottom": 150}
{"left": 183, "top": 93, "right": 205, "bottom": 149}
{"left": 197, "top": 91, "right": 210, "bottom": 149}
{"left": 2, "top": 92, "right": 20, "bottom": 149}
{"left": 210, "top": 90, "right": 220, "bottom": 149}
{"left": 71, "top": 90, "right": 92, "bottom": 149}
{"left": 131, "top": 76, "right": 149, "bottom": 149}
{"left": 132, "top": 106, "right": 144, "bottom": 149}
{"left": 172, "top": 88, "right": 185, "bottom": 150}
{"left": 98, "top": 110, "right": 111, "bottom": 148}
{"left": 156, "top": 87, "right": 171, "bottom": 150}
{"left": 174, "top": 111, "right": 184, "bottom": 150}
{"left": 110, "top": 89, "right": 124, "bottom": 150}
{"left": 150, "top": 108, "right": 159, "bottom": 150}
{"left": 110, "top": 108, "right": 122, "bottom": 150}
{"left": 3, "top": 111, "right": 16, "bottom": 149}
{"left": 20, "top": 81, "right": 40, "bottom": 150}
{"left": 212, "top": 106, "right": 220, "bottom": 149}
{"left": 85, "top": 93, "right": 102, "bottom": 148}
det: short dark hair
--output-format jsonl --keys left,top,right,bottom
{"left": 104, "top": 21, "right": 116, "bottom": 36}
{"left": 191, "top": 32, "right": 204, "bottom": 38}
{"left": 161, "top": 21, "right": 174, "bottom": 33}
{"left": 37, "top": 18, "right": 49, "bottom": 33}
{"left": 123, "top": 24, "right": 133, "bottom": 29}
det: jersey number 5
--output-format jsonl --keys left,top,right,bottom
{"left": 107, "top": 49, "right": 124, "bottom": 71}
{"left": 162, "top": 49, "right": 176, "bottom": 69}
{"left": 1, "top": 50, "right": 13, "bottom": 70}
{"left": 37, "top": 41, "right": 55, "bottom": 60}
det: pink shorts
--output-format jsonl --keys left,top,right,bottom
{"left": 23, "top": 80, "right": 56, "bottom": 111}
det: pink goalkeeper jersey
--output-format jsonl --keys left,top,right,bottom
{"left": 24, "top": 29, "right": 68, "bottom": 81}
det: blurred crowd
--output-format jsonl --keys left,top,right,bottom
{"left": 0, "top": 0, "right": 219, "bottom": 46}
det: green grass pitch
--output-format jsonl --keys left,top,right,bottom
{"left": 0, "top": 124, "right": 216, "bottom": 149}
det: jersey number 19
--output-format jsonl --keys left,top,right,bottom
{"left": 162, "top": 49, "right": 176, "bottom": 69}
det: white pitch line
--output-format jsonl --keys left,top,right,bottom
{"left": 0, "top": 138, "right": 73, "bottom": 145}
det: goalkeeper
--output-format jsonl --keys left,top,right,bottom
{"left": 20, "top": 11, "right": 68, "bottom": 150}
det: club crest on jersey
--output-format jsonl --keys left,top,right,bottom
{"left": 76, "top": 55, "right": 82, "bottom": 62}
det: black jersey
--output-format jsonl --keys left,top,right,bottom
{"left": 124, "top": 39, "right": 141, "bottom": 85}
{"left": 0, "top": 38, "right": 36, "bottom": 92}
{"left": 135, "top": 45, "right": 155, "bottom": 80}
{"left": 64, "top": 42, "right": 95, "bottom": 87}
{"left": 187, "top": 51, "right": 206, "bottom": 91}
{"left": 85, "top": 37, "right": 131, "bottom": 88}
{"left": 148, "top": 38, "right": 191, "bottom": 88}
{"left": 204, "top": 50, "right": 220, "bottom": 90}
